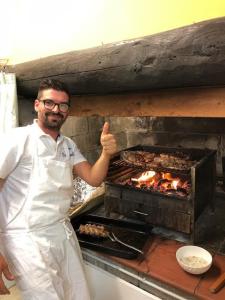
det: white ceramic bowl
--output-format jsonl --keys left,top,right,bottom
{"left": 176, "top": 245, "right": 212, "bottom": 275}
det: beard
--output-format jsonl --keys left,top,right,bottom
{"left": 42, "top": 112, "right": 66, "bottom": 130}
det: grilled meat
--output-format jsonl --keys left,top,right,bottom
{"left": 78, "top": 224, "right": 109, "bottom": 238}
{"left": 120, "top": 150, "right": 196, "bottom": 170}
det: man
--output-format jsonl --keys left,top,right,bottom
{"left": 0, "top": 79, "right": 117, "bottom": 299}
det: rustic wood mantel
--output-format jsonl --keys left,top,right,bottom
{"left": 70, "top": 86, "right": 225, "bottom": 117}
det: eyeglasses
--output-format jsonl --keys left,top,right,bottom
{"left": 39, "top": 99, "right": 70, "bottom": 113}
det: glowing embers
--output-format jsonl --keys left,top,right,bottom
{"left": 125, "top": 170, "right": 191, "bottom": 198}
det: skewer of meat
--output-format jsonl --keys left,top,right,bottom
{"left": 78, "top": 224, "right": 109, "bottom": 238}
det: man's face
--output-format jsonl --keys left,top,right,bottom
{"left": 34, "top": 88, "right": 69, "bottom": 131}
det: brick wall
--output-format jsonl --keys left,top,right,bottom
{"left": 106, "top": 116, "right": 225, "bottom": 176}
{"left": 61, "top": 116, "right": 104, "bottom": 163}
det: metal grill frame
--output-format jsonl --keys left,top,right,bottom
{"left": 105, "top": 145, "right": 216, "bottom": 243}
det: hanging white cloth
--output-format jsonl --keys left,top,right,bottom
{"left": 0, "top": 72, "right": 18, "bottom": 134}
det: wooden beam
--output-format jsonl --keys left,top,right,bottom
{"left": 11, "top": 17, "right": 225, "bottom": 98}
{"left": 70, "top": 86, "right": 225, "bottom": 117}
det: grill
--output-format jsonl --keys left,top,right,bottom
{"left": 104, "top": 145, "right": 216, "bottom": 242}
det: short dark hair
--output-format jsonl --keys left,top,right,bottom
{"left": 37, "top": 79, "right": 70, "bottom": 102}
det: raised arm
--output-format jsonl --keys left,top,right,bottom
{"left": 73, "top": 122, "right": 117, "bottom": 187}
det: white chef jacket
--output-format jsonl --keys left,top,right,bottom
{"left": 0, "top": 120, "right": 86, "bottom": 232}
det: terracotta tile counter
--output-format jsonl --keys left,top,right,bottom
{"left": 82, "top": 235, "right": 225, "bottom": 300}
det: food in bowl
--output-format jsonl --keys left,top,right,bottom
{"left": 176, "top": 245, "right": 212, "bottom": 275}
{"left": 180, "top": 256, "right": 208, "bottom": 268}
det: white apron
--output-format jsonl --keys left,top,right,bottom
{"left": 0, "top": 135, "right": 91, "bottom": 300}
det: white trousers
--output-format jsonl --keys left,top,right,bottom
{"left": 1, "top": 222, "right": 91, "bottom": 300}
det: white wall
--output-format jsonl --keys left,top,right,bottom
{"left": 1, "top": 0, "right": 225, "bottom": 64}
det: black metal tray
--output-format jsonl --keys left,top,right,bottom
{"left": 71, "top": 213, "right": 151, "bottom": 259}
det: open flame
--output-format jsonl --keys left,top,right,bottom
{"left": 129, "top": 170, "right": 190, "bottom": 197}
{"left": 132, "top": 170, "right": 156, "bottom": 182}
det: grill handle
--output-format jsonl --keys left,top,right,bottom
{"left": 133, "top": 210, "right": 149, "bottom": 216}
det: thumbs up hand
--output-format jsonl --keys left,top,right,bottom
{"left": 100, "top": 122, "right": 117, "bottom": 157}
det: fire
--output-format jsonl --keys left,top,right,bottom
{"left": 130, "top": 170, "right": 190, "bottom": 196}
{"left": 136, "top": 171, "right": 156, "bottom": 182}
